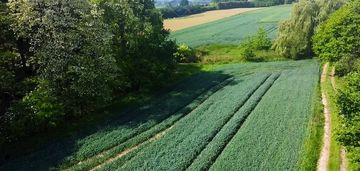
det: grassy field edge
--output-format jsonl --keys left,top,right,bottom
{"left": 323, "top": 64, "right": 342, "bottom": 171}
{"left": 298, "top": 64, "right": 324, "bottom": 171}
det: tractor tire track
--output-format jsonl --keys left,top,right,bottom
{"left": 185, "top": 73, "right": 281, "bottom": 171}
{"left": 68, "top": 77, "right": 234, "bottom": 171}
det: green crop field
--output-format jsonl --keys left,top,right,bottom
{"left": 1, "top": 60, "right": 320, "bottom": 170}
{"left": 170, "top": 5, "right": 292, "bottom": 47}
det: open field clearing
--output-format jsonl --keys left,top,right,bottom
{"left": 0, "top": 60, "right": 319, "bottom": 170}
{"left": 170, "top": 5, "right": 292, "bottom": 47}
{"left": 163, "top": 8, "right": 260, "bottom": 31}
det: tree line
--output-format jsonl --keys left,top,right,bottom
{"left": 0, "top": 0, "right": 177, "bottom": 146}
{"left": 160, "top": 0, "right": 294, "bottom": 19}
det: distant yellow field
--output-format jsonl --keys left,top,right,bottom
{"left": 164, "top": 8, "right": 261, "bottom": 31}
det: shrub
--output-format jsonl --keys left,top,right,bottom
{"left": 240, "top": 44, "right": 255, "bottom": 61}
{"left": 174, "top": 44, "right": 198, "bottom": 63}
{"left": 0, "top": 82, "right": 63, "bottom": 145}
{"left": 252, "top": 28, "right": 272, "bottom": 50}
{"left": 334, "top": 56, "right": 360, "bottom": 77}
{"left": 336, "top": 72, "right": 360, "bottom": 170}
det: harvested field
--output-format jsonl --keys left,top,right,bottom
{"left": 164, "top": 8, "right": 260, "bottom": 31}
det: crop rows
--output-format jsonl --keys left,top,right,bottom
{"left": 209, "top": 62, "right": 319, "bottom": 170}
{"left": 64, "top": 77, "right": 234, "bottom": 171}
{"left": 99, "top": 73, "right": 272, "bottom": 170}
{"left": 1, "top": 60, "right": 320, "bottom": 171}
{"left": 170, "top": 5, "right": 292, "bottom": 47}
{"left": 1, "top": 73, "right": 229, "bottom": 170}
{"left": 187, "top": 73, "right": 281, "bottom": 171}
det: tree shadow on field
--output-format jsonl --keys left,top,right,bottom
{"left": 0, "top": 65, "right": 233, "bottom": 170}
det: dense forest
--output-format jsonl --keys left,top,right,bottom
{"left": 0, "top": 0, "right": 178, "bottom": 146}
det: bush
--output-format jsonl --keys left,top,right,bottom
{"left": 241, "top": 45, "right": 256, "bottom": 61}
{"left": 0, "top": 82, "right": 63, "bottom": 145}
{"left": 239, "top": 28, "right": 271, "bottom": 61}
{"left": 334, "top": 56, "right": 360, "bottom": 77}
{"left": 217, "top": 2, "right": 255, "bottom": 9}
{"left": 252, "top": 28, "right": 272, "bottom": 50}
{"left": 160, "top": 5, "right": 216, "bottom": 19}
{"left": 336, "top": 72, "right": 360, "bottom": 170}
{"left": 174, "top": 44, "right": 198, "bottom": 63}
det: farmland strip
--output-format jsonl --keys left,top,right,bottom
{"left": 186, "top": 73, "right": 281, "bottom": 171}
{"left": 209, "top": 62, "right": 320, "bottom": 170}
{"left": 109, "top": 73, "right": 271, "bottom": 170}
{"left": 90, "top": 126, "right": 175, "bottom": 171}
{"left": 65, "top": 77, "right": 234, "bottom": 171}
{"left": 53, "top": 73, "right": 229, "bottom": 166}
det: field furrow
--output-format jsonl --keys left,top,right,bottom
{"left": 0, "top": 73, "right": 229, "bottom": 170}
{"left": 99, "top": 73, "right": 272, "bottom": 170}
{"left": 186, "top": 73, "right": 281, "bottom": 171}
{"left": 64, "top": 77, "right": 234, "bottom": 171}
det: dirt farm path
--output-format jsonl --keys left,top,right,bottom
{"left": 163, "top": 8, "right": 260, "bottom": 31}
{"left": 318, "top": 63, "right": 331, "bottom": 171}
{"left": 318, "top": 63, "right": 347, "bottom": 171}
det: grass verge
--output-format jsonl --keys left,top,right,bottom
{"left": 196, "top": 44, "right": 287, "bottom": 64}
{"left": 298, "top": 84, "right": 324, "bottom": 171}
{"left": 323, "top": 64, "right": 342, "bottom": 171}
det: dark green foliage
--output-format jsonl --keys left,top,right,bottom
{"left": 337, "top": 72, "right": 360, "bottom": 170}
{"left": 313, "top": 1, "right": 360, "bottom": 169}
{"left": 0, "top": 0, "right": 177, "bottom": 148}
{"left": 214, "top": 0, "right": 288, "bottom": 8}
{"left": 159, "top": 5, "right": 216, "bottom": 19}
{"left": 239, "top": 28, "right": 272, "bottom": 61}
{"left": 313, "top": 0, "right": 360, "bottom": 62}
{"left": 273, "top": 0, "right": 344, "bottom": 59}
{"left": 217, "top": 1, "right": 255, "bottom": 9}
{"left": 251, "top": 28, "right": 272, "bottom": 50}
{"left": 174, "top": 44, "right": 199, "bottom": 63}
{"left": 240, "top": 45, "right": 256, "bottom": 61}
{"left": 334, "top": 56, "right": 360, "bottom": 77}
{"left": 98, "top": 0, "right": 177, "bottom": 91}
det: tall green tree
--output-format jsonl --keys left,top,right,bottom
{"left": 313, "top": 1, "right": 360, "bottom": 169}
{"left": 272, "top": 0, "right": 344, "bottom": 59}
{"left": 8, "top": 0, "right": 116, "bottom": 116}
{"left": 0, "top": 0, "right": 36, "bottom": 117}
{"left": 96, "top": 0, "right": 176, "bottom": 92}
